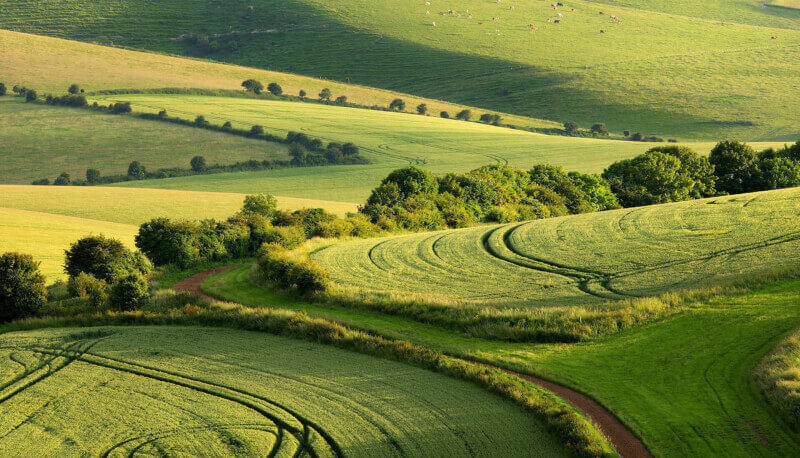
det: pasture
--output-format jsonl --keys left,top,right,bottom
{"left": 0, "top": 29, "right": 556, "bottom": 131}
{"left": 205, "top": 260, "right": 800, "bottom": 457}
{"left": 97, "top": 94, "right": 785, "bottom": 202}
{"left": 312, "top": 187, "right": 800, "bottom": 336}
{"left": 0, "top": 97, "right": 288, "bottom": 185}
{"left": 0, "top": 0, "right": 798, "bottom": 139}
{"left": 0, "top": 186, "right": 356, "bottom": 280}
{"left": 0, "top": 326, "right": 567, "bottom": 456}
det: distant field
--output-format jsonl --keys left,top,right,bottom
{"left": 99, "top": 94, "right": 786, "bottom": 202}
{"left": 0, "top": 0, "right": 798, "bottom": 139}
{"left": 0, "top": 186, "right": 357, "bottom": 280}
{"left": 0, "top": 97, "right": 288, "bottom": 184}
{"left": 313, "top": 187, "right": 800, "bottom": 314}
{"left": 0, "top": 29, "right": 557, "bottom": 132}
{"left": 0, "top": 326, "right": 567, "bottom": 457}
{"left": 0, "top": 207, "right": 137, "bottom": 281}
{"left": 770, "top": 1, "right": 800, "bottom": 10}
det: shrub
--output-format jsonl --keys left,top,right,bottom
{"left": 289, "top": 260, "right": 331, "bottom": 294}
{"left": 109, "top": 274, "right": 150, "bottom": 311}
{"left": 319, "top": 88, "right": 332, "bottom": 101}
{"left": 262, "top": 226, "right": 307, "bottom": 249}
{"left": 0, "top": 252, "right": 47, "bottom": 322}
{"left": 86, "top": 168, "right": 101, "bottom": 184}
{"left": 64, "top": 235, "right": 151, "bottom": 282}
{"left": 68, "top": 84, "right": 80, "bottom": 94}
{"left": 127, "top": 161, "right": 146, "bottom": 180}
{"left": 67, "top": 273, "right": 109, "bottom": 308}
{"left": 623, "top": 130, "right": 630, "bottom": 137}
{"left": 564, "top": 122, "right": 579, "bottom": 134}
{"left": 256, "top": 244, "right": 296, "bottom": 287}
{"left": 416, "top": 103, "right": 428, "bottom": 115}
{"left": 54, "top": 172, "right": 71, "bottom": 186}
{"left": 455, "top": 109, "right": 472, "bottom": 121}
{"left": 194, "top": 115, "right": 209, "bottom": 126}
{"left": 242, "top": 194, "right": 278, "bottom": 217}
{"left": 591, "top": 123, "right": 609, "bottom": 136}
{"left": 250, "top": 125, "right": 265, "bottom": 136}
{"left": 190, "top": 156, "right": 207, "bottom": 172}
{"left": 480, "top": 113, "right": 501, "bottom": 125}
{"left": 31, "top": 178, "right": 50, "bottom": 185}
{"left": 299, "top": 90, "right": 306, "bottom": 98}
{"left": 335, "top": 95, "right": 347, "bottom": 105}
{"left": 158, "top": 109, "right": 168, "bottom": 118}
{"left": 267, "top": 82, "right": 283, "bottom": 96}
{"left": 222, "top": 121, "right": 232, "bottom": 129}
{"left": 389, "top": 98, "right": 406, "bottom": 111}
{"left": 110, "top": 102, "right": 132, "bottom": 114}
{"left": 342, "top": 143, "right": 359, "bottom": 156}
{"left": 0, "top": 83, "right": 6, "bottom": 96}
{"left": 440, "top": 111, "right": 450, "bottom": 119}
{"left": 241, "top": 79, "right": 264, "bottom": 94}
{"left": 25, "top": 89, "right": 38, "bottom": 102}
{"left": 136, "top": 218, "right": 201, "bottom": 267}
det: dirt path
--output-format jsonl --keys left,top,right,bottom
{"left": 174, "top": 266, "right": 650, "bottom": 457}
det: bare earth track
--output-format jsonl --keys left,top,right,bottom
{"left": 174, "top": 267, "right": 651, "bottom": 457}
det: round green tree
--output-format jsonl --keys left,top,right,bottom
{"left": 0, "top": 252, "right": 47, "bottom": 322}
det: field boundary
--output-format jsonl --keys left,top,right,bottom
{"left": 176, "top": 266, "right": 642, "bottom": 457}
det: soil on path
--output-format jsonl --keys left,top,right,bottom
{"left": 174, "top": 266, "right": 651, "bottom": 458}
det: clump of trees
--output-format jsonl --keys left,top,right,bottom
{"left": 242, "top": 79, "right": 264, "bottom": 94}
{"left": 360, "top": 164, "right": 619, "bottom": 231}
{"left": 0, "top": 252, "right": 47, "bottom": 322}
{"left": 417, "top": 103, "right": 427, "bottom": 115}
{"left": 389, "top": 99, "right": 406, "bottom": 111}
{"left": 480, "top": 113, "right": 502, "bottom": 125}
{"left": 267, "top": 82, "right": 282, "bottom": 96}
{"left": 61, "top": 235, "right": 152, "bottom": 311}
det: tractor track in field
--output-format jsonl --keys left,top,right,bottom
{"left": 174, "top": 267, "right": 652, "bottom": 458}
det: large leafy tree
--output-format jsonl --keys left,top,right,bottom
{"left": 0, "top": 252, "right": 47, "bottom": 322}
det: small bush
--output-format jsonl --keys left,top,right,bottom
{"left": 67, "top": 273, "right": 109, "bottom": 308}
{"left": 86, "top": 168, "right": 101, "bottom": 184}
{"left": 455, "top": 109, "right": 471, "bottom": 121}
{"left": 190, "top": 156, "right": 207, "bottom": 172}
{"left": 241, "top": 79, "right": 264, "bottom": 94}
{"left": 68, "top": 84, "right": 80, "bottom": 94}
{"left": 262, "top": 226, "right": 306, "bottom": 250}
{"left": 289, "top": 260, "right": 331, "bottom": 294}
{"left": 0, "top": 83, "right": 6, "bottom": 96}
{"left": 0, "top": 252, "right": 47, "bottom": 322}
{"left": 416, "top": 103, "right": 427, "bottom": 115}
{"left": 109, "top": 274, "right": 150, "bottom": 311}
{"left": 241, "top": 194, "right": 277, "bottom": 217}
{"left": 25, "top": 89, "right": 38, "bottom": 102}
{"left": 335, "top": 95, "right": 347, "bottom": 105}
{"left": 54, "top": 172, "right": 71, "bottom": 186}
{"left": 250, "top": 125, "right": 265, "bottom": 136}
{"left": 389, "top": 98, "right": 406, "bottom": 111}
{"left": 319, "top": 88, "right": 332, "bottom": 101}
{"left": 31, "top": 178, "right": 50, "bottom": 185}
{"left": 267, "top": 82, "right": 283, "bottom": 96}
{"left": 440, "top": 111, "right": 450, "bottom": 119}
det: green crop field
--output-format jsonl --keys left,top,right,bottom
{"left": 0, "top": 207, "right": 137, "bottom": 281}
{"left": 313, "top": 187, "right": 800, "bottom": 325}
{"left": 0, "top": 326, "right": 566, "bottom": 456}
{"left": 0, "top": 186, "right": 356, "bottom": 280}
{"left": 0, "top": 29, "right": 557, "bottom": 132}
{"left": 96, "top": 93, "right": 785, "bottom": 202}
{"left": 0, "top": 97, "right": 289, "bottom": 184}
{"left": 205, "top": 265, "right": 800, "bottom": 457}
{"left": 0, "top": 0, "right": 798, "bottom": 139}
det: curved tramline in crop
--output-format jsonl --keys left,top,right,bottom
{"left": 313, "top": 188, "right": 800, "bottom": 339}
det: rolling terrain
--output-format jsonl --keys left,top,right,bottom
{"left": 95, "top": 94, "right": 785, "bottom": 202}
{"left": 0, "top": 0, "right": 798, "bottom": 139}
{"left": 0, "top": 326, "right": 566, "bottom": 456}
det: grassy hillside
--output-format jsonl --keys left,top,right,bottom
{"left": 0, "top": 326, "right": 566, "bottom": 456}
{"left": 0, "top": 186, "right": 357, "bottom": 280}
{"left": 206, "top": 263, "right": 800, "bottom": 456}
{"left": 0, "top": 207, "right": 137, "bottom": 281}
{"left": 312, "top": 187, "right": 800, "bottom": 336}
{"left": 0, "top": 1, "right": 797, "bottom": 139}
{"left": 0, "top": 29, "right": 558, "bottom": 131}
{"left": 98, "top": 93, "right": 785, "bottom": 202}
{"left": 0, "top": 97, "right": 288, "bottom": 184}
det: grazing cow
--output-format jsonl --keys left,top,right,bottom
{"left": 599, "top": 11, "right": 604, "bottom": 14}
{"left": 554, "top": 19, "right": 560, "bottom": 23}
{"left": 772, "top": 35, "right": 778, "bottom": 39}
{"left": 557, "top": 2, "right": 564, "bottom": 5}
{"left": 493, "top": 17, "right": 499, "bottom": 21}
{"left": 600, "top": 29, "right": 606, "bottom": 33}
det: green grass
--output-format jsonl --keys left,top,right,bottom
{"left": 0, "top": 29, "right": 557, "bottom": 132}
{"left": 0, "top": 207, "right": 138, "bottom": 281}
{"left": 754, "top": 327, "right": 800, "bottom": 432}
{"left": 0, "top": 0, "right": 798, "bottom": 139}
{"left": 770, "top": 1, "right": 800, "bottom": 11}
{"left": 0, "top": 326, "right": 568, "bottom": 457}
{"left": 311, "top": 187, "right": 800, "bottom": 338}
{"left": 204, "top": 264, "right": 800, "bottom": 456}
{"left": 0, "top": 186, "right": 356, "bottom": 281}
{"left": 98, "top": 93, "right": 785, "bottom": 202}
{"left": 0, "top": 97, "right": 289, "bottom": 185}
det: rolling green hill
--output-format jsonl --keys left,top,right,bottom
{"left": 0, "top": 186, "right": 357, "bottom": 280}
{"left": 0, "top": 0, "right": 798, "bottom": 139}
{"left": 0, "top": 326, "right": 566, "bottom": 456}
{"left": 97, "top": 93, "right": 785, "bottom": 202}
{"left": 312, "top": 187, "right": 800, "bottom": 338}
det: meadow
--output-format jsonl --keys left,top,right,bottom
{"left": 0, "top": 29, "right": 557, "bottom": 132}
{"left": 204, "top": 262, "right": 800, "bottom": 457}
{"left": 96, "top": 94, "right": 785, "bottom": 202}
{"left": 312, "top": 187, "right": 800, "bottom": 337}
{"left": 1, "top": 0, "right": 798, "bottom": 139}
{"left": 0, "top": 97, "right": 288, "bottom": 184}
{"left": 0, "top": 326, "right": 567, "bottom": 456}
{"left": 0, "top": 186, "right": 356, "bottom": 280}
